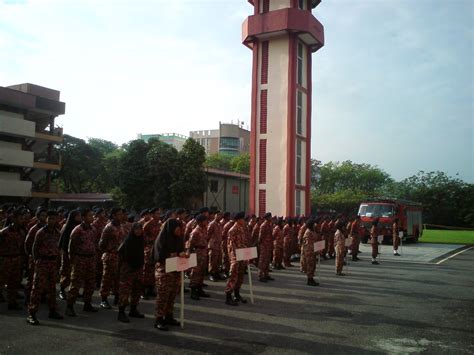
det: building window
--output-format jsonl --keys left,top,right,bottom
{"left": 210, "top": 180, "right": 218, "bottom": 193}
{"left": 296, "top": 139, "right": 302, "bottom": 185}
{"left": 297, "top": 90, "right": 303, "bottom": 135}
{"left": 297, "top": 42, "right": 304, "bottom": 86}
{"left": 295, "top": 190, "right": 301, "bottom": 216}
{"left": 219, "top": 137, "right": 239, "bottom": 150}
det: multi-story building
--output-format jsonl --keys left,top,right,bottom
{"left": 190, "top": 122, "right": 250, "bottom": 156}
{"left": 137, "top": 132, "right": 188, "bottom": 151}
{"left": 0, "top": 83, "right": 65, "bottom": 202}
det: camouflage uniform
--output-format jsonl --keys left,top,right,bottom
{"left": 298, "top": 225, "right": 308, "bottom": 272}
{"left": 224, "top": 223, "right": 246, "bottom": 293}
{"left": 350, "top": 220, "right": 361, "bottom": 257}
{"left": 59, "top": 225, "right": 72, "bottom": 292}
{"left": 0, "top": 224, "right": 25, "bottom": 305}
{"left": 207, "top": 219, "right": 222, "bottom": 274}
{"left": 334, "top": 229, "right": 346, "bottom": 273}
{"left": 221, "top": 220, "right": 234, "bottom": 275}
{"left": 302, "top": 229, "right": 317, "bottom": 279}
{"left": 258, "top": 220, "right": 273, "bottom": 279}
{"left": 370, "top": 226, "right": 379, "bottom": 259}
{"left": 24, "top": 223, "right": 44, "bottom": 301}
{"left": 99, "top": 221, "right": 124, "bottom": 298}
{"left": 91, "top": 218, "right": 107, "bottom": 286}
{"left": 143, "top": 218, "right": 161, "bottom": 288}
{"left": 28, "top": 226, "right": 61, "bottom": 315}
{"left": 187, "top": 225, "right": 207, "bottom": 288}
{"left": 119, "top": 263, "right": 143, "bottom": 307}
{"left": 327, "top": 220, "right": 336, "bottom": 257}
{"left": 272, "top": 226, "right": 284, "bottom": 268}
{"left": 67, "top": 223, "right": 97, "bottom": 304}
{"left": 155, "top": 262, "right": 180, "bottom": 319}
{"left": 283, "top": 223, "right": 292, "bottom": 266}
{"left": 393, "top": 222, "right": 400, "bottom": 251}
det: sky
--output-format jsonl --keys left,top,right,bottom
{"left": 0, "top": 0, "right": 472, "bottom": 182}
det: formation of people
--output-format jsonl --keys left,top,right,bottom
{"left": 0, "top": 204, "right": 402, "bottom": 330}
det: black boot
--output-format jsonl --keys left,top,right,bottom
{"left": 307, "top": 278, "right": 319, "bottom": 286}
{"left": 59, "top": 288, "right": 67, "bottom": 301}
{"left": 129, "top": 305, "right": 145, "bottom": 318}
{"left": 225, "top": 292, "right": 238, "bottom": 306}
{"left": 113, "top": 294, "right": 119, "bottom": 306}
{"left": 100, "top": 297, "right": 112, "bottom": 310}
{"left": 190, "top": 287, "right": 200, "bottom": 300}
{"left": 352, "top": 256, "right": 360, "bottom": 261}
{"left": 83, "top": 302, "right": 99, "bottom": 312}
{"left": 209, "top": 274, "right": 218, "bottom": 282}
{"left": 118, "top": 307, "right": 130, "bottom": 323}
{"left": 65, "top": 304, "right": 76, "bottom": 317}
{"left": 147, "top": 286, "right": 157, "bottom": 298}
{"left": 154, "top": 317, "right": 169, "bottom": 331}
{"left": 165, "top": 313, "right": 180, "bottom": 326}
{"left": 26, "top": 313, "right": 39, "bottom": 325}
{"left": 198, "top": 287, "right": 210, "bottom": 298}
{"left": 234, "top": 289, "right": 247, "bottom": 304}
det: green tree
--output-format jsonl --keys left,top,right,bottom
{"left": 87, "top": 138, "right": 118, "bottom": 155}
{"left": 230, "top": 152, "right": 250, "bottom": 174}
{"left": 171, "top": 138, "right": 206, "bottom": 208}
{"left": 116, "top": 139, "right": 155, "bottom": 210}
{"left": 147, "top": 141, "right": 179, "bottom": 208}
{"left": 56, "top": 135, "right": 103, "bottom": 193}
{"left": 205, "top": 153, "right": 232, "bottom": 171}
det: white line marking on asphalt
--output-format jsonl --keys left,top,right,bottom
{"left": 435, "top": 246, "right": 474, "bottom": 265}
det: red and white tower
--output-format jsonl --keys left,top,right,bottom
{"left": 243, "top": 0, "right": 324, "bottom": 217}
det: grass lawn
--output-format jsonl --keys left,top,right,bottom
{"left": 420, "top": 229, "right": 474, "bottom": 244}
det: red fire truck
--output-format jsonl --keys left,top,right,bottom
{"left": 358, "top": 199, "right": 423, "bottom": 244}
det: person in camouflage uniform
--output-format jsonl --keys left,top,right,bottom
{"left": 116, "top": 223, "right": 145, "bottom": 323}
{"left": 65, "top": 209, "right": 99, "bottom": 316}
{"left": 0, "top": 209, "right": 26, "bottom": 309}
{"left": 91, "top": 208, "right": 107, "bottom": 288}
{"left": 187, "top": 214, "right": 209, "bottom": 300}
{"left": 27, "top": 210, "right": 64, "bottom": 325}
{"left": 99, "top": 208, "right": 124, "bottom": 309}
{"left": 272, "top": 218, "right": 285, "bottom": 270}
{"left": 298, "top": 220, "right": 308, "bottom": 273}
{"left": 334, "top": 221, "right": 346, "bottom": 275}
{"left": 224, "top": 212, "right": 247, "bottom": 306}
{"left": 153, "top": 218, "right": 185, "bottom": 331}
{"left": 283, "top": 218, "right": 293, "bottom": 267}
{"left": 302, "top": 219, "right": 319, "bottom": 286}
{"left": 58, "top": 210, "right": 82, "bottom": 300}
{"left": 143, "top": 208, "right": 162, "bottom": 298}
{"left": 258, "top": 213, "right": 274, "bottom": 282}
{"left": 221, "top": 213, "right": 233, "bottom": 278}
{"left": 207, "top": 211, "right": 223, "bottom": 282}
{"left": 24, "top": 208, "right": 47, "bottom": 305}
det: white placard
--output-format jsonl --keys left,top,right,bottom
{"left": 345, "top": 237, "right": 352, "bottom": 247}
{"left": 398, "top": 231, "right": 403, "bottom": 238}
{"left": 377, "top": 235, "right": 384, "bottom": 243}
{"left": 165, "top": 253, "right": 197, "bottom": 273}
{"left": 314, "top": 240, "right": 325, "bottom": 252}
{"left": 236, "top": 247, "right": 258, "bottom": 261}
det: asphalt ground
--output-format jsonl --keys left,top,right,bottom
{"left": 0, "top": 243, "right": 473, "bottom": 354}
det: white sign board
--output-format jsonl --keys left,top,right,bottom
{"left": 345, "top": 237, "right": 352, "bottom": 247}
{"left": 165, "top": 253, "right": 197, "bottom": 273}
{"left": 236, "top": 247, "right": 258, "bottom": 261}
{"left": 398, "top": 231, "right": 403, "bottom": 238}
{"left": 314, "top": 240, "right": 325, "bottom": 252}
{"left": 377, "top": 235, "right": 384, "bottom": 243}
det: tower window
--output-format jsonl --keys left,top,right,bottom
{"left": 297, "top": 91, "right": 303, "bottom": 135}
{"left": 297, "top": 42, "right": 304, "bottom": 86}
{"left": 296, "top": 139, "right": 302, "bottom": 185}
{"left": 298, "top": 0, "right": 307, "bottom": 10}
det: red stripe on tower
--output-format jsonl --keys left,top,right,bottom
{"left": 258, "top": 189, "right": 266, "bottom": 217}
{"left": 262, "top": 0, "right": 269, "bottom": 13}
{"left": 259, "top": 139, "right": 267, "bottom": 184}
{"left": 260, "top": 90, "right": 267, "bottom": 133}
{"left": 261, "top": 41, "right": 269, "bottom": 84}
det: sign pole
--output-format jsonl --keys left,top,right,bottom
{"left": 180, "top": 271, "right": 184, "bottom": 329}
{"left": 317, "top": 254, "right": 321, "bottom": 284}
{"left": 247, "top": 263, "right": 254, "bottom": 304}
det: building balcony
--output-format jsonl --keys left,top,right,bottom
{"left": 35, "top": 126, "right": 63, "bottom": 143}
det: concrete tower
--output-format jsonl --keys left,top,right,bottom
{"left": 242, "top": 0, "right": 324, "bottom": 217}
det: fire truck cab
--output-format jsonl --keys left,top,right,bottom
{"left": 358, "top": 199, "right": 423, "bottom": 244}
